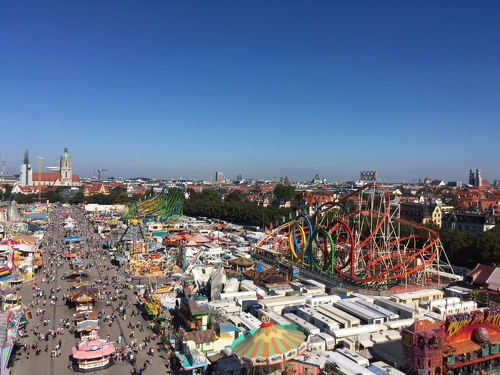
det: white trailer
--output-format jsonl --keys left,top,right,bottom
{"left": 335, "top": 347, "right": 370, "bottom": 367}
{"left": 283, "top": 313, "right": 321, "bottom": 336}
{"left": 316, "top": 304, "right": 361, "bottom": 328}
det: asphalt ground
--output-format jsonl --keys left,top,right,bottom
{"left": 10, "top": 207, "right": 173, "bottom": 375}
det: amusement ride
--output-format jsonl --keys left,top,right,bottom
{"left": 119, "top": 188, "right": 183, "bottom": 242}
{"left": 256, "top": 184, "right": 458, "bottom": 287}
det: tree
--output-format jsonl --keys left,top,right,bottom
{"left": 225, "top": 190, "right": 246, "bottom": 202}
{"left": 274, "top": 184, "right": 296, "bottom": 201}
{"left": 70, "top": 192, "right": 84, "bottom": 204}
{"left": 200, "top": 189, "right": 222, "bottom": 202}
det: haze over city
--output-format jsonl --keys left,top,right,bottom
{"left": 1, "top": 1, "right": 499, "bottom": 181}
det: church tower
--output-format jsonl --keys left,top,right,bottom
{"left": 19, "top": 149, "right": 33, "bottom": 186}
{"left": 60, "top": 147, "right": 73, "bottom": 186}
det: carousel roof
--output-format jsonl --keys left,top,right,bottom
{"left": 232, "top": 319, "right": 307, "bottom": 362}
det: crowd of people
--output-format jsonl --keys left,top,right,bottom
{"left": 14, "top": 206, "right": 175, "bottom": 374}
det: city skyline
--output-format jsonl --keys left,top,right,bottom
{"left": 1, "top": 1, "right": 499, "bottom": 180}
{"left": 2, "top": 147, "right": 496, "bottom": 184}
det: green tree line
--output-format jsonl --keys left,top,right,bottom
{"left": 437, "top": 225, "right": 500, "bottom": 268}
{"left": 185, "top": 188, "right": 293, "bottom": 228}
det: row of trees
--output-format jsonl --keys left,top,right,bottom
{"left": 437, "top": 225, "right": 500, "bottom": 268}
{"left": 185, "top": 188, "right": 293, "bottom": 228}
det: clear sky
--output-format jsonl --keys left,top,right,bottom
{"left": 1, "top": 1, "right": 499, "bottom": 182}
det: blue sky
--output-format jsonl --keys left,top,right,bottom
{"left": 1, "top": 1, "right": 499, "bottom": 182}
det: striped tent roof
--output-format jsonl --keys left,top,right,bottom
{"left": 232, "top": 320, "right": 307, "bottom": 361}
{"left": 232, "top": 257, "right": 254, "bottom": 267}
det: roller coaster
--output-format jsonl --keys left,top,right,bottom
{"left": 120, "top": 188, "right": 183, "bottom": 242}
{"left": 124, "top": 188, "right": 183, "bottom": 222}
{"left": 256, "top": 184, "right": 456, "bottom": 287}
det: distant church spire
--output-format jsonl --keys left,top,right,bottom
{"left": 60, "top": 147, "right": 73, "bottom": 185}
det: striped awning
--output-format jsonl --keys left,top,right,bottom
{"left": 232, "top": 321, "right": 307, "bottom": 364}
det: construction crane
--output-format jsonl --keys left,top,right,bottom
{"left": 96, "top": 168, "right": 108, "bottom": 181}
{"left": 36, "top": 157, "right": 43, "bottom": 202}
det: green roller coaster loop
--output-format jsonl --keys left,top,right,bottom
{"left": 309, "top": 228, "right": 335, "bottom": 275}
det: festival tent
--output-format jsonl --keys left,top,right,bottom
{"left": 11, "top": 236, "right": 39, "bottom": 244}
{"left": 210, "top": 230, "right": 225, "bottom": 238}
{"left": 191, "top": 235, "right": 210, "bottom": 243}
{"left": 13, "top": 244, "right": 36, "bottom": 253}
{"left": 0, "top": 240, "right": 20, "bottom": 252}
{"left": 25, "top": 213, "right": 49, "bottom": 220}
{"left": 467, "top": 264, "right": 495, "bottom": 286}
{"left": 485, "top": 267, "right": 500, "bottom": 293}
{"left": 232, "top": 319, "right": 307, "bottom": 367}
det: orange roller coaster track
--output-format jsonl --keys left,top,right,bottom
{"left": 256, "top": 184, "right": 456, "bottom": 286}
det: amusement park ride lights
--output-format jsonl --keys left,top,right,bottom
{"left": 257, "top": 184, "right": 456, "bottom": 287}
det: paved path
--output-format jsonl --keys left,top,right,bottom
{"left": 10, "top": 207, "right": 173, "bottom": 375}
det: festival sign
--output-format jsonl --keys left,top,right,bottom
{"left": 445, "top": 307, "right": 500, "bottom": 343}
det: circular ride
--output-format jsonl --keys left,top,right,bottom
{"left": 257, "top": 184, "right": 455, "bottom": 287}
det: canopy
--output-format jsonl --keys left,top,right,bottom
{"left": 15, "top": 244, "right": 37, "bottom": 253}
{"left": 72, "top": 339, "right": 115, "bottom": 360}
{"left": 76, "top": 320, "right": 99, "bottom": 332}
{"left": 191, "top": 234, "right": 210, "bottom": 243}
{"left": 232, "top": 257, "right": 254, "bottom": 267}
{"left": 232, "top": 320, "right": 307, "bottom": 366}
{"left": 25, "top": 213, "right": 49, "bottom": 220}
{"left": 64, "top": 236, "right": 83, "bottom": 243}
{"left": 12, "top": 236, "right": 39, "bottom": 244}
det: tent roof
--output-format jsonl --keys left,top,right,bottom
{"left": 191, "top": 234, "right": 210, "bottom": 243}
{"left": 486, "top": 267, "right": 500, "bottom": 292}
{"left": 232, "top": 321, "right": 307, "bottom": 360}
{"left": 468, "top": 264, "right": 495, "bottom": 285}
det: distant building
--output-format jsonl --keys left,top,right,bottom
{"left": 468, "top": 169, "right": 483, "bottom": 187}
{"left": 428, "top": 180, "right": 445, "bottom": 187}
{"left": 32, "top": 148, "right": 80, "bottom": 187}
{"left": 399, "top": 202, "right": 442, "bottom": 228}
{"left": 59, "top": 147, "right": 73, "bottom": 185}
{"left": 311, "top": 174, "right": 321, "bottom": 184}
{"left": 19, "top": 150, "right": 33, "bottom": 186}
{"left": 443, "top": 212, "right": 496, "bottom": 233}
{"left": 447, "top": 181, "right": 462, "bottom": 188}
{"left": 215, "top": 171, "right": 224, "bottom": 182}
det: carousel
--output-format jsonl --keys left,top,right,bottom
{"left": 231, "top": 316, "right": 308, "bottom": 374}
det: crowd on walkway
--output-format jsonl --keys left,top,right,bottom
{"left": 14, "top": 206, "right": 175, "bottom": 374}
